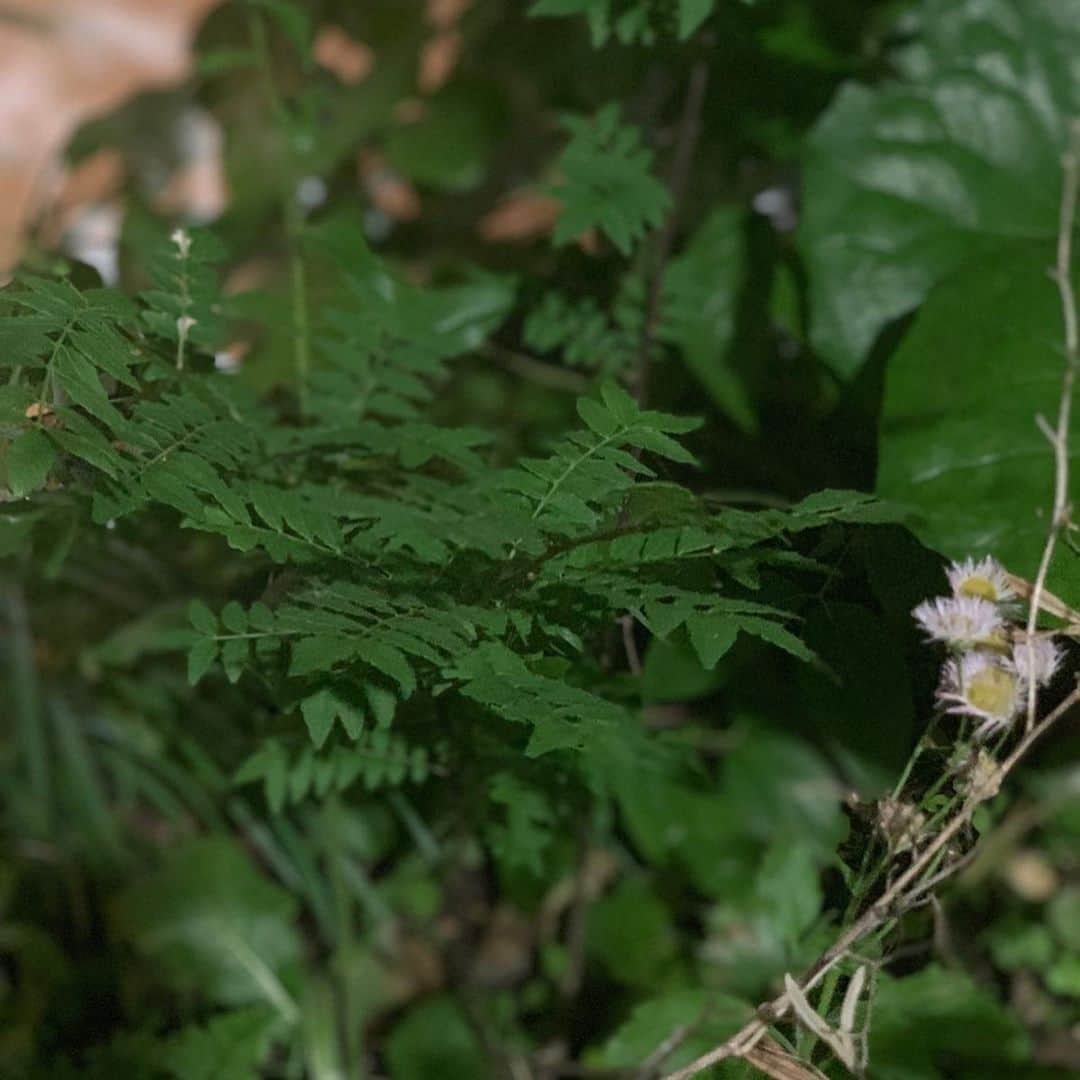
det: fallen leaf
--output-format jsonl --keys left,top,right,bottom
{"left": 418, "top": 30, "right": 461, "bottom": 94}
{"left": 359, "top": 150, "right": 422, "bottom": 222}
{"left": 0, "top": 0, "right": 224, "bottom": 270}
{"left": 478, "top": 191, "right": 561, "bottom": 243}
{"left": 426, "top": 0, "right": 474, "bottom": 30}
{"left": 313, "top": 24, "right": 374, "bottom": 85}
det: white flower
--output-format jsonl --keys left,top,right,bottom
{"left": 913, "top": 595, "right": 1004, "bottom": 648}
{"left": 1012, "top": 636, "right": 1063, "bottom": 687}
{"left": 938, "top": 650, "right": 1023, "bottom": 740}
{"left": 171, "top": 227, "right": 192, "bottom": 258}
{"left": 946, "top": 556, "right": 1016, "bottom": 606}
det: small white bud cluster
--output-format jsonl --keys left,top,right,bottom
{"left": 171, "top": 227, "right": 192, "bottom": 258}
{"left": 913, "top": 557, "right": 1063, "bottom": 741}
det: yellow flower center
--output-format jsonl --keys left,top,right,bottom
{"left": 980, "top": 627, "right": 1011, "bottom": 654}
{"left": 966, "top": 666, "right": 1017, "bottom": 718}
{"left": 958, "top": 576, "right": 998, "bottom": 601}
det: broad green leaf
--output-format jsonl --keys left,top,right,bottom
{"left": 871, "top": 966, "right": 1030, "bottom": 1077}
{"left": 6, "top": 428, "right": 57, "bottom": 497}
{"left": 687, "top": 613, "right": 740, "bottom": 668}
{"left": 800, "top": 0, "right": 1080, "bottom": 375}
{"left": 615, "top": 775, "right": 758, "bottom": 899}
{"left": 187, "top": 639, "right": 219, "bottom": 685}
{"left": 298, "top": 692, "right": 332, "bottom": 746}
{"left": 54, "top": 347, "right": 125, "bottom": 430}
{"left": 385, "top": 996, "right": 485, "bottom": 1080}
{"left": 587, "top": 879, "right": 678, "bottom": 987}
{"left": 160, "top": 1007, "right": 280, "bottom": 1080}
{"left": 1046, "top": 955, "right": 1080, "bottom": 997}
{"left": 985, "top": 919, "right": 1055, "bottom": 972}
{"left": 595, "top": 988, "right": 750, "bottom": 1071}
{"left": 188, "top": 599, "right": 218, "bottom": 635}
{"left": 288, "top": 635, "right": 356, "bottom": 676}
{"left": 384, "top": 95, "right": 496, "bottom": 193}
{"left": 876, "top": 243, "right": 1080, "bottom": 599}
{"left": 110, "top": 837, "right": 303, "bottom": 1017}
{"left": 723, "top": 727, "right": 845, "bottom": 857}
{"left": 640, "top": 637, "right": 722, "bottom": 703}
{"left": 221, "top": 637, "right": 250, "bottom": 683}
{"left": 754, "top": 840, "right": 820, "bottom": 947}
{"left": 678, "top": 0, "right": 714, "bottom": 39}
{"left": 299, "top": 687, "right": 365, "bottom": 748}
{"left": 221, "top": 601, "right": 249, "bottom": 633}
{"left": 661, "top": 206, "right": 755, "bottom": 432}
{"left": 1048, "top": 888, "right": 1080, "bottom": 950}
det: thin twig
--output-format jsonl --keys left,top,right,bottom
{"left": 633, "top": 58, "right": 709, "bottom": 408}
{"left": 560, "top": 829, "right": 593, "bottom": 1002}
{"left": 485, "top": 344, "right": 591, "bottom": 394}
{"left": 1025, "top": 120, "right": 1080, "bottom": 730}
{"left": 617, "top": 61, "right": 709, "bottom": 672}
{"left": 744, "top": 1036, "right": 829, "bottom": 1080}
{"left": 621, "top": 614, "right": 643, "bottom": 676}
{"left": 634, "top": 1005, "right": 711, "bottom": 1079}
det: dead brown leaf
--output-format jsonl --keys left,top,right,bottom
{"left": 426, "top": 0, "right": 474, "bottom": 30}
{"left": 478, "top": 191, "right": 562, "bottom": 243}
{"left": 466, "top": 905, "right": 533, "bottom": 988}
{"left": 0, "top": 0, "right": 224, "bottom": 270}
{"left": 743, "top": 1036, "right": 830, "bottom": 1080}
{"left": 313, "top": 24, "right": 374, "bottom": 85}
{"left": 418, "top": 29, "right": 462, "bottom": 94}
{"left": 359, "top": 150, "right": 422, "bottom": 222}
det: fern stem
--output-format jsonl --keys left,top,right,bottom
{"left": 249, "top": 9, "right": 311, "bottom": 417}
{"left": 287, "top": 202, "right": 312, "bottom": 419}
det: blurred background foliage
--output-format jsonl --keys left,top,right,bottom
{"left": 2, "top": 0, "right": 1080, "bottom": 1077}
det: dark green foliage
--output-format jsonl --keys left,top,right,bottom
{"left": 4, "top": 0, "right": 1080, "bottom": 1077}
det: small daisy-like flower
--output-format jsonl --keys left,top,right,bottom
{"left": 913, "top": 595, "right": 1004, "bottom": 648}
{"left": 1012, "top": 636, "right": 1063, "bottom": 687}
{"left": 946, "top": 556, "right": 1016, "bottom": 605}
{"left": 938, "top": 651, "right": 1023, "bottom": 740}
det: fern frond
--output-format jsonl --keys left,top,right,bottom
{"left": 235, "top": 733, "right": 433, "bottom": 812}
{"left": 551, "top": 105, "right": 671, "bottom": 254}
{"left": 498, "top": 381, "right": 699, "bottom": 555}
